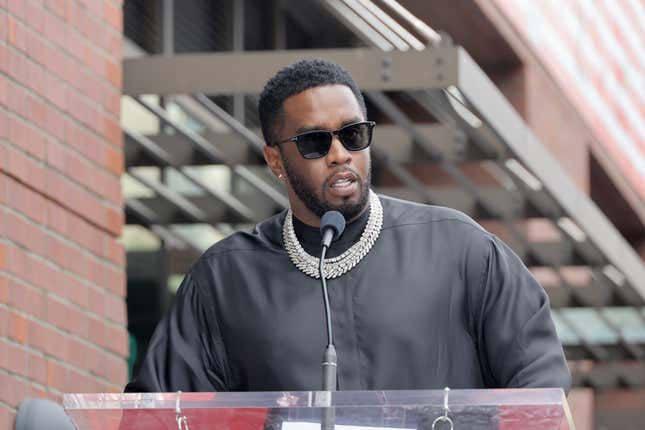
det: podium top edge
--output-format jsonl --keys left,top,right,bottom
{"left": 63, "top": 388, "right": 567, "bottom": 411}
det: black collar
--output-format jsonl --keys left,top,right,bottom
{"left": 292, "top": 205, "right": 370, "bottom": 258}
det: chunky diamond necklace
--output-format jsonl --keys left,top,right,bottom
{"left": 283, "top": 190, "right": 383, "bottom": 279}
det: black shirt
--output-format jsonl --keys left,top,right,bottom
{"left": 125, "top": 195, "right": 571, "bottom": 393}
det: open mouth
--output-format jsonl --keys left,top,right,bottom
{"left": 328, "top": 171, "right": 357, "bottom": 188}
{"left": 327, "top": 171, "right": 359, "bottom": 196}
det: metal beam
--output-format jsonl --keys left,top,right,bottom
{"left": 572, "top": 362, "right": 645, "bottom": 389}
{"left": 123, "top": 47, "right": 457, "bottom": 95}
{"left": 453, "top": 48, "right": 645, "bottom": 298}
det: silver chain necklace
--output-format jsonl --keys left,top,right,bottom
{"left": 283, "top": 190, "right": 383, "bottom": 279}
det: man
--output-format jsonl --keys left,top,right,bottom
{"left": 125, "top": 59, "right": 571, "bottom": 393}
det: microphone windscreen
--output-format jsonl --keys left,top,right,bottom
{"left": 320, "top": 211, "right": 346, "bottom": 242}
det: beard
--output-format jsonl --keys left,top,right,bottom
{"left": 282, "top": 158, "right": 371, "bottom": 221}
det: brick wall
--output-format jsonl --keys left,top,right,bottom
{"left": 0, "top": 0, "right": 127, "bottom": 427}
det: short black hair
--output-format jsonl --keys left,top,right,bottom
{"left": 258, "top": 58, "right": 367, "bottom": 145}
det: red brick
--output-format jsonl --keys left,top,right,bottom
{"left": 7, "top": 46, "right": 29, "bottom": 87}
{"left": 27, "top": 61, "right": 47, "bottom": 94}
{"left": 0, "top": 71, "right": 7, "bottom": 107}
{"left": 45, "top": 140, "right": 65, "bottom": 173}
{"left": 104, "top": 144, "right": 123, "bottom": 175}
{"left": 77, "top": 68, "right": 102, "bottom": 106}
{"left": 30, "top": 321, "right": 68, "bottom": 361}
{"left": 100, "top": 352, "right": 127, "bottom": 384}
{"left": 7, "top": 16, "right": 27, "bottom": 52}
{"left": 104, "top": 238, "right": 124, "bottom": 267}
{"left": 104, "top": 292, "right": 126, "bottom": 325}
{"left": 51, "top": 298, "right": 89, "bottom": 338}
{"left": 62, "top": 272, "right": 89, "bottom": 308}
{"left": 64, "top": 26, "right": 86, "bottom": 65}
{"left": 7, "top": 245, "right": 59, "bottom": 293}
{"left": 8, "top": 115, "right": 27, "bottom": 150}
{"left": 105, "top": 58, "right": 121, "bottom": 89}
{"left": 83, "top": 44, "right": 102, "bottom": 78}
{"left": 47, "top": 235, "right": 78, "bottom": 275}
{"left": 26, "top": 1, "right": 46, "bottom": 33}
{"left": 25, "top": 94, "right": 46, "bottom": 131}
{"left": 104, "top": 205, "right": 122, "bottom": 236}
{"left": 28, "top": 352, "right": 47, "bottom": 385}
{"left": 8, "top": 279, "right": 46, "bottom": 319}
{"left": 65, "top": 0, "right": 83, "bottom": 30}
{"left": 45, "top": 391, "right": 61, "bottom": 403}
{"left": 0, "top": 305, "right": 8, "bottom": 337}
{"left": 7, "top": 0, "right": 26, "bottom": 20}
{"left": 0, "top": 173, "right": 6, "bottom": 204}
{"left": 46, "top": 296, "right": 69, "bottom": 332}
{"left": 6, "top": 80, "right": 26, "bottom": 118}
{"left": 65, "top": 368, "right": 85, "bottom": 392}
{"left": 105, "top": 324, "right": 128, "bottom": 357}
{"left": 0, "top": 403, "right": 17, "bottom": 430}
{"left": 27, "top": 386, "right": 47, "bottom": 400}
{"left": 0, "top": 372, "right": 30, "bottom": 407}
{"left": 43, "top": 8, "right": 66, "bottom": 50}
{"left": 45, "top": 200, "right": 68, "bottom": 235}
{"left": 73, "top": 218, "right": 103, "bottom": 256}
{"left": 6, "top": 176, "right": 47, "bottom": 224}
{"left": 65, "top": 337, "right": 88, "bottom": 369}
{"left": 86, "top": 287, "right": 105, "bottom": 317}
{"left": 46, "top": 169, "right": 121, "bottom": 236}
{"left": 68, "top": 246, "right": 91, "bottom": 280}
{"left": 102, "top": 264, "right": 125, "bottom": 296}
{"left": 45, "top": 39, "right": 72, "bottom": 82}
{"left": 102, "top": 84, "right": 120, "bottom": 116}
{"left": 88, "top": 316, "right": 106, "bottom": 349}
{"left": 25, "top": 31, "right": 46, "bottom": 70}
{"left": 0, "top": 10, "right": 7, "bottom": 42}
{"left": 42, "top": 102, "right": 65, "bottom": 140}
{"left": 5, "top": 145, "right": 46, "bottom": 193}
{"left": 6, "top": 341, "right": 28, "bottom": 376}
{"left": 103, "top": 1, "right": 122, "bottom": 31}
{"left": 45, "top": 0, "right": 67, "bottom": 19}
{"left": 44, "top": 72, "right": 66, "bottom": 111}
{"left": 85, "top": 345, "right": 102, "bottom": 376}
{"left": 106, "top": 30, "right": 121, "bottom": 59}
{"left": 0, "top": 243, "right": 6, "bottom": 270}
{"left": 46, "top": 359, "right": 67, "bottom": 391}
{"left": 0, "top": 275, "right": 8, "bottom": 302}
{"left": 8, "top": 311, "right": 28, "bottom": 343}
{"left": 0, "top": 338, "right": 7, "bottom": 369}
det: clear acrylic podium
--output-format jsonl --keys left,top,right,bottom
{"left": 63, "top": 388, "right": 575, "bottom": 430}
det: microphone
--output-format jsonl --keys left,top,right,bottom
{"left": 319, "top": 211, "right": 346, "bottom": 392}
{"left": 321, "top": 211, "right": 346, "bottom": 249}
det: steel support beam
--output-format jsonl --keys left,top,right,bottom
{"left": 123, "top": 47, "right": 457, "bottom": 95}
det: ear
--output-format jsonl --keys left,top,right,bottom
{"left": 263, "top": 145, "right": 284, "bottom": 179}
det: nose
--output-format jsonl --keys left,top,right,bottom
{"left": 325, "top": 135, "right": 352, "bottom": 166}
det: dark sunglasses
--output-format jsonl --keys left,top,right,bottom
{"left": 273, "top": 121, "right": 376, "bottom": 159}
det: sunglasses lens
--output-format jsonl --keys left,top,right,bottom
{"left": 296, "top": 132, "right": 332, "bottom": 159}
{"left": 339, "top": 123, "right": 372, "bottom": 151}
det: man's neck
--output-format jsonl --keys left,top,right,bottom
{"left": 291, "top": 204, "right": 371, "bottom": 258}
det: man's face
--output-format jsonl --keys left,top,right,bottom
{"left": 264, "top": 84, "right": 371, "bottom": 226}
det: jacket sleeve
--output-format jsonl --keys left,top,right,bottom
{"left": 471, "top": 236, "right": 571, "bottom": 393}
{"left": 124, "top": 272, "right": 229, "bottom": 392}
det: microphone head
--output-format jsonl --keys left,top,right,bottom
{"left": 320, "top": 211, "right": 346, "bottom": 242}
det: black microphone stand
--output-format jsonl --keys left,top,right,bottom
{"left": 319, "top": 245, "right": 337, "bottom": 392}
{"left": 318, "top": 211, "right": 345, "bottom": 430}
{"left": 319, "top": 245, "right": 336, "bottom": 430}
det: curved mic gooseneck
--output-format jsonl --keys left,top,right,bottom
{"left": 319, "top": 211, "right": 346, "bottom": 392}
